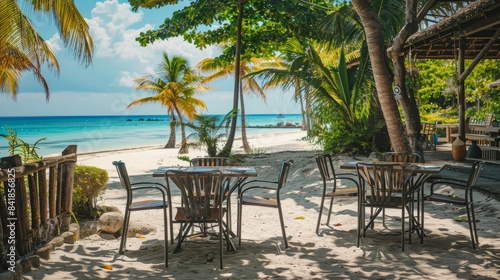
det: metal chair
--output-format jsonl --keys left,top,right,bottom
{"left": 190, "top": 157, "right": 230, "bottom": 167}
{"left": 383, "top": 152, "right": 421, "bottom": 164}
{"left": 421, "top": 123, "right": 437, "bottom": 151}
{"left": 355, "top": 162, "right": 415, "bottom": 251}
{"left": 315, "top": 154, "right": 358, "bottom": 235}
{"left": 113, "top": 161, "right": 171, "bottom": 268}
{"left": 425, "top": 161, "right": 485, "bottom": 249}
{"left": 237, "top": 160, "right": 293, "bottom": 248}
{"left": 190, "top": 156, "right": 232, "bottom": 233}
{"left": 165, "top": 169, "right": 228, "bottom": 269}
{"left": 382, "top": 152, "right": 422, "bottom": 228}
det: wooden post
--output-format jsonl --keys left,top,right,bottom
{"left": 1, "top": 155, "right": 30, "bottom": 255}
{"left": 49, "top": 166, "right": 57, "bottom": 219}
{"left": 1, "top": 182, "right": 8, "bottom": 245}
{"left": 60, "top": 145, "right": 77, "bottom": 231}
{"left": 38, "top": 170, "right": 48, "bottom": 228}
{"left": 27, "top": 174, "right": 40, "bottom": 242}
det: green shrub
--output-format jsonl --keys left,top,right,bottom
{"left": 73, "top": 165, "right": 109, "bottom": 218}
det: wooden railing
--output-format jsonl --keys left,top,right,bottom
{"left": 0, "top": 145, "right": 77, "bottom": 259}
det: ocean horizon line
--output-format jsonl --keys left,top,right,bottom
{"left": 1, "top": 113, "right": 302, "bottom": 119}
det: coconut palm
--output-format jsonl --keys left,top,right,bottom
{"left": 196, "top": 57, "right": 267, "bottom": 154}
{"left": 128, "top": 53, "right": 209, "bottom": 152}
{"left": 0, "top": 0, "right": 93, "bottom": 100}
{"left": 180, "top": 110, "right": 237, "bottom": 157}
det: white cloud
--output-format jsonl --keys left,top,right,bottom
{"left": 84, "top": 0, "right": 218, "bottom": 89}
{"left": 46, "top": 34, "right": 62, "bottom": 52}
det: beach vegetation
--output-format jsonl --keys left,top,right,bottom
{"left": 0, "top": 0, "right": 93, "bottom": 100}
{"left": 73, "top": 165, "right": 109, "bottom": 218}
{"left": 181, "top": 110, "right": 236, "bottom": 157}
{"left": 176, "top": 155, "right": 191, "bottom": 163}
{"left": 415, "top": 59, "right": 500, "bottom": 123}
{"left": 196, "top": 57, "right": 268, "bottom": 154}
{"left": 128, "top": 52, "right": 210, "bottom": 153}
{"left": 0, "top": 126, "right": 46, "bottom": 162}
{"left": 129, "top": 0, "right": 331, "bottom": 157}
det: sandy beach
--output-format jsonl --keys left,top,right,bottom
{"left": 24, "top": 130, "right": 500, "bottom": 279}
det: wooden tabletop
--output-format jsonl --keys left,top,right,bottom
{"left": 340, "top": 161, "right": 445, "bottom": 174}
{"left": 153, "top": 166, "right": 258, "bottom": 178}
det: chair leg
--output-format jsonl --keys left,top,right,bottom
{"left": 163, "top": 207, "right": 168, "bottom": 268}
{"left": 237, "top": 202, "right": 243, "bottom": 246}
{"left": 219, "top": 220, "right": 224, "bottom": 269}
{"left": 357, "top": 197, "right": 363, "bottom": 247}
{"left": 466, "top": 202, "right": 478, "bottom": 249}
{"left": 316, "top": 196, "right": 326, "bottom": 235}
{"left": 277, "top": 204, "right": 288, "bottom": 248}
{"left": 169, "top": 207, "right": 174, "bottom": 245}
{"left": 119, "top": 210, "right": 131, "bottom": 254}
{"left": 326, "top": 197, "right": 334, "bottom": 226}
{"left": 401, "top": 205, "right": 405, "bottom": 252}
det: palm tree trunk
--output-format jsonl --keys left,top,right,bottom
{"left": 352, "top": 0, "right": 410, "bottom": 153}
{"left": 240, "top": 82, "right": 252, "bottom": 153}
{"left": 174, "top": 107, "right": 189, "bottom": 154}
{"left": 220, "top": 0, "right": 245, "bottom": 157}
{"left": 390, "top": 0, "right": 428, "bottom": 157}
{"left": 296, "top": 79, "right": 307, "bottom": 131}
{"left": 165, "top": 112, "right": 176, "bottom": 148}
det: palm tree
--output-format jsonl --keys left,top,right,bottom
{"left": 0, "top": 0, "right": 93, "bottom": 100}
{"left": 248, "top": 54, "right": 313, "bottom": 132}
{"left": 196, "top": 57, "right": 267, "bottom": 154}
{"left": 128, "top": 53, "right": 209, "bottom": 152}
{"left": 180, "top": 110, "right": 236, "bottom": 157}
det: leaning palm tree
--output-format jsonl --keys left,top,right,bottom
{"left": 128, "top": 53, "right": 209, "bottom": 153}
{"left": 196, "top": 57, "right": 267, "bottom": 154}
{"left": 0, "top": 0, "right": 93, "bottom": 100}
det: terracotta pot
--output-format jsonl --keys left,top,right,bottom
{"left": 452, "top": 137, "right": 467, "bottom": 161}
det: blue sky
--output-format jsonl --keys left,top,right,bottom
{"left": 0, "top": 0, "right": 300, "bottom": 117}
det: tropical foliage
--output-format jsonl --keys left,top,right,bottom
{"left": 73, "top": 165, "right": 109, "bottom": 218}
{"left": 415, "top": 59, "right": 500, "bottom": 123}
{"left": 0, "top": 0, "right": 93, "bottom": 99}
{"left": 128, "top": 52, "right": 209, "bottom": 151}
{"left": 181, "top": 110, "right": 236, "bottom": 157}
{"left": 196, "top": 56, "right": 268, "bottom": 154}
{"left": 0, "top": 127, "right": 46, "bottom": 162}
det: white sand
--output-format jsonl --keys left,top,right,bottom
{"left": 24, "top": 131, "right": 500, "bottom": 279}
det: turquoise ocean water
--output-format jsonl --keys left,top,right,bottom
{"left": 0, "top": 114, "right": 303, "bottom": 157}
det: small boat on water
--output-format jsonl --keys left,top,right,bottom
{"left": 277, "top": 114, "right": 285, "bottom": 118}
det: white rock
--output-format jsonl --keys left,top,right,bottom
{"left": 98, "top": 212, "right": 124, "bottom": 234}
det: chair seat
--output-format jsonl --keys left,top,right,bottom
{"left": 174, "top": 207, "right": 226, "bottom": 222}
{"left": 129, "top": 200, "right": 168, "bottom": 211}
{"left": 425, "top": 193, "right": 466, "bottom": 205}
{"left": 241, "top": 196, "right": 277, "bottom": 207}
{"left": 325, "top": 187, "right": 358, "bottom": 197}
{"left": 365, "top": 196, "right": 405, "bottom": 207}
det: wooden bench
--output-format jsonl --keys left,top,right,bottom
{"left": 465, "top": 134, "right": 499, "bottom": 146}
{"left": 478, "top": 146, "right": 500, "bottom": 160}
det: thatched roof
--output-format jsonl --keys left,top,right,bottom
{"left": 404, "top": 0, "right": 500, "bottom": 59}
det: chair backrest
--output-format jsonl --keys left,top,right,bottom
{"left": 467, "top": 161, "right": 485, "bottom": 188}
{"left": 315, "top": 154, "right": 337, "bottom": 181}
{"left": 422, "top": 123, "right": 436, "bottom": 135}
{"left": 383, "top": 152, "right": 421, "bottom": 163}
{"left": 113, "top": 160, "right": 132, "bottom": 191}
{"left": 190, "top": 157, "right": 230, "bottom": 167}
{"left": 113, "top": 161, "right": 133, "bottom": 205}
{"left": 277, "top": 160, "right": 294, "bottom": 191}
{"left": 356, "top": 162, "right": 411, "bottom": 205}
{"left": 167, "top": 170, "right": 224, "bottom": 219}
{"left": 484, "top": 113, "right": 493, "bottom": 127}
